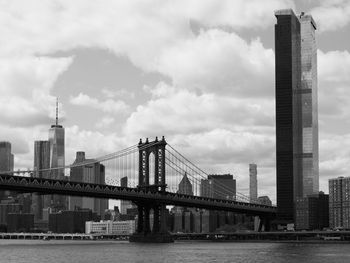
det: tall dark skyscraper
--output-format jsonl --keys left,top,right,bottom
{"left": 32, "top": 140, "right": 50, "bottom": 220}
{"left": 0, "top": 142, "right": 14, "bottom": 200}
{"left": 275, "top": 9, "right": 319, "bottom": 224}
{"left": 0, "top": 141, "right": 14, "bottom": 173}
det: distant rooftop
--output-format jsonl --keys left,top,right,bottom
{"left": 275, "top": 9, "right": 317, "bottom": 30}
{"left": 274, "top": 9, "right": 296, "bottom": 17}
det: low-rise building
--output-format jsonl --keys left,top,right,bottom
{"left": 85, "top": 220, "right": 136, "bottom": 235}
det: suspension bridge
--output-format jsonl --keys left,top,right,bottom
{"left": 0, "top": 137, "right": 276, "bottom": 242}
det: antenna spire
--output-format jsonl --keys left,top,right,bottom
{"left": 56, "top": 97, "right": 59, "bottom": 126}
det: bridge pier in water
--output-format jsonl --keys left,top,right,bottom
{"left": 129, "top": 137, "right": 174, "bottom": 243}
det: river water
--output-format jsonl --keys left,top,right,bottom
{"left": 0, "top": 240, "right": 350, "bottom": 263}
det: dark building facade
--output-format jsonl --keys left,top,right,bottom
{"left": 69, "top": 152, "right": 108, "bottom": 217}
{"left": 0, "top": 201, "right": 21, "bottom": 228}
{"left": 201, "top": 174, "right": 236, "bottom": 200}
{"left": 7, "top": 213, "right": 34, "bottom": 232}
{"left": 295, "top": 192, "right": 329, "bottom": 230}
{"left": 120, "top": 176, "right": 134, "bottom": 214}
{"left": 49, "top": 209, "right": 98, "bottom": 233}
{"left": 275, "top": 9, "right": 318, "bottom": 224}
{"left": 32, "top": 140, "right": 51, "bottom": 221}
{"left": 0, "top": 141, "right": 14, "bottom": 200}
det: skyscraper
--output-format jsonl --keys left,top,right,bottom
{"left": 329, "top": 177, "right": 350, "bottom": 229}
{"left": 0, "top": 142, "right": 14, "bottom": 200}
{"left": 249, "top": 164, "right": 257, "bottom": 202}
{"left": 48, "top": 99, "right": 66, "bottom": 211}
{"left": 120, "top": 176, "right": 134, "bottom": 214}
{"left": 200, "top": 174, "right": 236, "bottom": 200}
{"left": 275, "top": 9, "right": 319, "bottom": 223}
{"left": 69, "top": 152, "right": 108, "bottom": 217}
{"left": 0, "top": 142, "right": 14, "bottom": 173}
{"left": 177, "top": 172, "right": 193, "bottom": 196}
{"left": 299, "top": 13, "right": 319, "bottom": 196}
{"left": 32, "top": 140, "right": 50, "bottom": 220}
{"left": 49, "top": 99, "right": 65, "bottom": 180}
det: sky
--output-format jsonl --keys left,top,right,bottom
{"left": 1, "top": 0, "right": 350, "bottom": 203}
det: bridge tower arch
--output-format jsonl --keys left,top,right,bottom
{"left": 130, "top": 136, "right": 173, "bottom": 242}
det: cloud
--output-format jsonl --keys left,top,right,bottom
{"left": 155, "top": 29, "right": 275, "bottom": 97}
{"left": 125, "top": 82, "right": 275, "bottom": 137}
{"left": 311, "top": 0, "right": 350, "bottom": 32}
{"left": 70, "top": 92, "right": 130, "bottom": 114}
{"left": 318, "top": 50, "right": 350, "bottom": 130}
{"left": 95, "top": 117, "right": 115, "bottom": 129}
{"left": 0, "top": 0, "right": 293, "bottom": 71}
{"left": 0, "top": 56, "right": 73, "bottom": 127}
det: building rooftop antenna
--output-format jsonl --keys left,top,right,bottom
{"left": 56, "top": 97, "right": 59, "bottom": 126}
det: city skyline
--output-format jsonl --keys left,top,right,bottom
{"left": 1, "top": 0, "right": 350, "bottom": 203}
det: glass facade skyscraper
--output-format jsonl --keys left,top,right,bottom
{"left": 48, "top": 99, "right": 66, "bottom": 211}
{"left": 32, "top": 140, "right": 50, "bottom": 220}
{"left": 275, "top": 9, "right": 319, "bottom": 223}
{"left": 0, "top": 142, "right": 13, "bottom": 173}
{"left": 49, "top": 124, "right": 65, "bottom": 180}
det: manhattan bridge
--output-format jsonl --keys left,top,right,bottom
{"left": 0, "top": 137, "right": 276, "bottom": 242}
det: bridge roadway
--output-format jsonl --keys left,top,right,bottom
{"left": 0, "top": 174, "right": 276, "bottom": 217}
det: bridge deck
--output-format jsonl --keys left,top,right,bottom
{"left": 0, "top": 174, "right": 276, "bottom": 216}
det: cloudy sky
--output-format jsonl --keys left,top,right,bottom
{"left": 1, "top": 0, "right": 350, "bottom": 203}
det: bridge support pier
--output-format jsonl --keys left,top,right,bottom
{"left": 130, "top": 202, "right": 173, "bottom": 243}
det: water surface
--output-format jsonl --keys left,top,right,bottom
{"left": 0, "top": 240, "right": 349, "bottom": 263}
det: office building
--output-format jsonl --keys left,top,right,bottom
{"left": 275, "top": 9, "right": 319, "bottom": 223}
{"left": 329, "top": 177, "right": 350, "bottom": 229}
{"left": 32, "top": 140, "right": 50, "bottom": 220}
{"left": 47, "top": 99, "right": 66, "bottom": 211}
{"left": 85, "top": 220, "right": 136, "bottom": 235}
{"left": 0, "top": 200, "right": 21, "bottom": 227}
{"left": 192, "top": 210, "right": 202, "bottom": 233}
{"left": 0, "top": 141, "right": 14, "bottom": 173}
{"left": 7, "top": 213, "right": 34, "bottom": 232}
{"left": 295, "top": 192, "right": 329, "bottom": 230}
{"left": 201, "top": 174, "right": 236, "bottom": 200}
{"left": 49, "top": 209, "right": 98, "bottom": 233}
{"left": 201, "top": 210, "right": 217, "bottom": 233}
{"left": 178, "top": 172, "right": 193, "bottom": 195}
{"left": 249, "top": 164, "right": 257, "bottom": 202}
{"left": 0, "top": 142, "right": 14, "bottom": 200}
{"left": 69, "top": 152, "right": 108, "bottom": 217}
{"left": 120, "top": 176, "right": 134, "bottom": 214}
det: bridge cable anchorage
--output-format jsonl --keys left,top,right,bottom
{"left": 166, "top": 144, "right": 262, "bottom": 205}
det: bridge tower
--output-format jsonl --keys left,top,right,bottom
{"left": 130, "top": 136, "right": 173, "bottom": 243}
